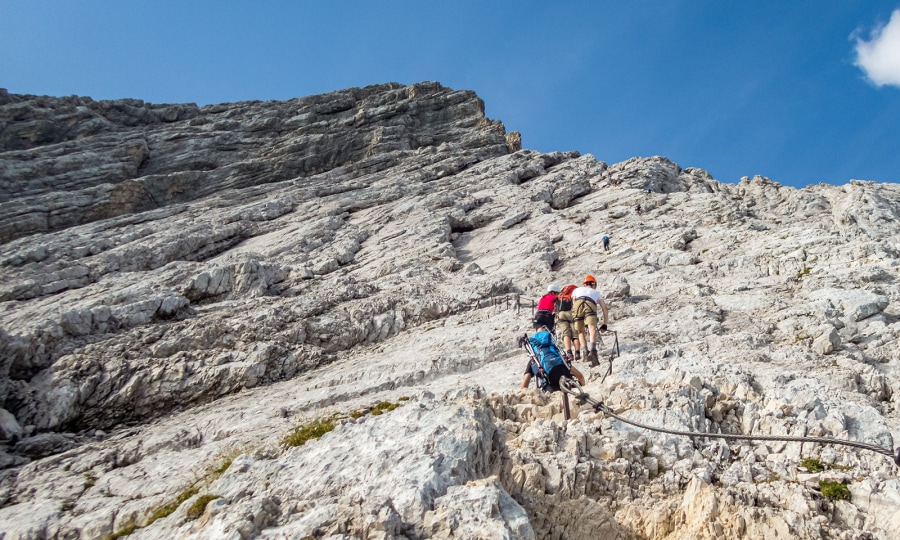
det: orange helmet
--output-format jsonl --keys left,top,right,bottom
{"left": 583, "top": 275, "right": 596, "bottom": 285}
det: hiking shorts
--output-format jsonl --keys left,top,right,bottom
{"left": 546, "top": 364, "right": 572, "bottom": 391}
{"left": 556, "top": 310, "right": 575, "bottom": 339}
{"left": 572, "top": 298, "right": 598, "bottom": 332}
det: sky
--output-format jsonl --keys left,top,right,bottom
{"left": 2, "top": 1, "right": 900, "bottom": 189}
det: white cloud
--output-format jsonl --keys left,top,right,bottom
{"left": 854, "top": 8, "right": 900, "bottom": 87}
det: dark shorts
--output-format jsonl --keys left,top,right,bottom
{"left": 546, "top": 364, "right": 572, "bottom": 391}
{"left": 533, "top": 310, "right": 555, "bottom": 332}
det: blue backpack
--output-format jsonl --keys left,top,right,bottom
{"left": 529, "top": 330, "right": 565, "bottom": 375}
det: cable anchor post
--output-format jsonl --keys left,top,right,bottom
{"left": 895, "top": 447, "right": 900, "bottom": 467}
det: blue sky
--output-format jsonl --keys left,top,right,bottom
{"left": 3, "top": 1, "right": 899, "bottom": 189}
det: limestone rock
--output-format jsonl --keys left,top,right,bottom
{"left": 1, "top": 82, "right": 900, "bottom": 540}
{"left": 606, "top": 275, "right": 631, "bottom": 299}
{"left": 812, "top": 325, "right": 841, "bottom": 355}
{"left": 0, "top": 408, "right": 23, "bottom": 440}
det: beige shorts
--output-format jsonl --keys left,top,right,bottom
{"left": 572, "top": 299, "right": 599, "bottom": 332}
{"left": 556, "top": 310, "right": 574, "bottom": 339}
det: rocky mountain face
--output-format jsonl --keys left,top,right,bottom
{"left": 0, "top": 82, "right": 899, "bottom": 539}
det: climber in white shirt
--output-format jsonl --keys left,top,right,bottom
{"left": 572, "top": 274, "right": 609, "bottom": 366}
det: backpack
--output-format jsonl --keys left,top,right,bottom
{"left": 556, "top": 285, "right": 577, "bottom": 312}
{"left": 529, "top": 330, "right": 565, "bottom": 375}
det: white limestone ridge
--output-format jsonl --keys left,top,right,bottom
{"left": 0, "top": 82, "right": 899, "bottom": 539}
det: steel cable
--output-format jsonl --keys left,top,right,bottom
{"left": 557, "top": 378, "right": 900, "bottom": 466}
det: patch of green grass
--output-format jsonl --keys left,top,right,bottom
{"left": 101, "top": 448, "right": 242, "bottom": 540}
{"left": 185, "top": 494, "right": 220, "bottom": 521}
{"left": 819, "top": 480, "right": 850, "bottom": 501}
{"left": 282, "top": 416, "right": 337, "bottom": 447}
{"left": 802, "top": 458, "right": 825, "bottom": 473}
{"left": 83, "top": 472, "right": 97, "bottom": 490}
{"left": 146, "top": 487, "right": 199, "bottom": 524}
{"left": 796, "top": 266, "right": 811, "bottom": 279}
{"left": 103, "top": 485, "right": 201, "bottom": 539}
{"left": 398, "top": 396, "right": 410, "bottom": 401}
{"left": 349, "top": 410, "right": 366, "bottom": 419}
{"left": 370, "top": 401, "right": 399, "bottom": 416}
{"left": 211, "top": 458, "right": 232, "bottom": 477}
{"left": 103, "top": 522, "right": 137, "bottom": 540}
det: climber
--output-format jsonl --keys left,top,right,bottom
{"left": 554, "top": 284, "right": 579, "bottom": 362}
{"left": 572, "top": 275, "right": 609, "bottom": 366}
{"left": 602, "top": 235, "right": 611, "bottom": 252}
{"left": 520, "top": 326, "right": 585, "bottom": 391}
{"left": 635, "top": 204, "right": 642, "bottom": 215}
{"left": 532, "top": 284, "right": 560, "bottom": 332}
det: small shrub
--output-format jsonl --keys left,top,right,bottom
{"left": 398, "top": 396, "right": 410, "bottom": 401}
{"left": 819, "top": 480, "right": 850, "bottom": 501}
{"left": 185, "top": 494, "right": 220, "bottom": 520}
{"left": 370, "top": 401, "right": 399, "bottom": 416}
{"left": 801, "top": 458, "right": 825, "bottom": 472}
{"left": 83, "top": 473, "right": 97, "bottom": 490}
{"left": 349, "top": 410, "right": 366, "bottom": 419}
{"left": 796, "top": 266, "right": 811, "bottom": 278}
{"left": 282, "top": 416, "right": 336, "bottom": 447}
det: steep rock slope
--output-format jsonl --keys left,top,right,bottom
{"left": 0, "top": 83, "right": 898, "bottom": 539}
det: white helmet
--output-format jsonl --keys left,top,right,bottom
{"left": 547, "top": 284, "right": 562, "bottom": 293}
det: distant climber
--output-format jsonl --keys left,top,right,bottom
{"left": 520, "top": 327, "right": 585, "bottom": 391}
{"left": 533, "top": 284, "right": 560, "bottom": 332}
{"left": 572, "top": 275, "right": 610, "bottom": 366}
{"left": 602, "top": 235, "right": 610, "bottom": 252}
{"left": 635, "top": 204, "right": 642, "bottom": 215}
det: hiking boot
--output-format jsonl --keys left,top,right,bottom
{"left": 574, "top": 350, "right": 582, "bottom": 362}
{"left": 587, "top": 350, "right": 599, "bottom": 367}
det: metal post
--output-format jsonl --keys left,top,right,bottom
{"left": 562, "top": 392, "right": 571, "bottom": 420}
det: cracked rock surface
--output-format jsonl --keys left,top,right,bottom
{"left": 1, "top": 82, "right": 899, "bottom": 539}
